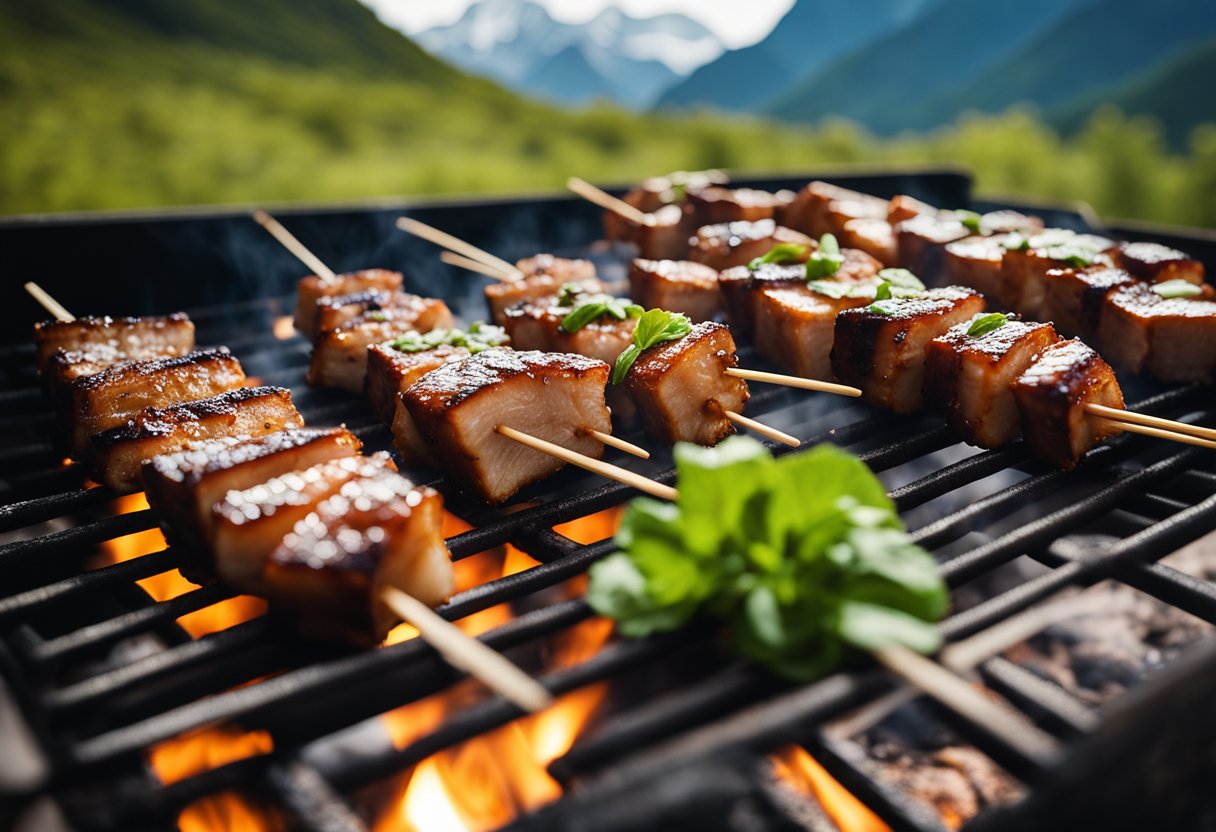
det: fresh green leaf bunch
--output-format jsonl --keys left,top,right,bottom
{"left": 611, "top": 308, "right": 693, "bottom": 384}
{"left": 748, "top": 242, "right": 811, "bottom": 270}
{"left": 560, "top": 292, "right": 644, "bottom": 333}
{"left": 389, "top": 321, "right": 508, "bottom": 354}
{"left": 1152, "top": 279, "right": 1204, "bottom": 299}
{"left": 967, "top": 312, "right": 1014, "bottom": 338}
{"left": 806, "top": 234, "right": 845, "bottom": 280}
{"left": 586, "top": 437, "right": 949, "bottom": 680}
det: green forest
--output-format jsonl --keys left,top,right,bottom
{"left": 3, "top": 0, "right": 1214, "bottom": 227}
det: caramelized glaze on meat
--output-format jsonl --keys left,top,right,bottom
{"left": 633, "top": 203, "right": 698, "bottom": 261}
{"left": 485, "top": 272, "right": 603, "bottom": 326}
{"left": 718, "top": 262, "right": 809, "bottom": 342}
{"left": 264, "top": 467, "right": 452, "bottom": 645}
{"left": 214, "top": 452, "right": 394, "bottom": 592}
{"left": 942, "top": 235, "right": 1014, "bottom": 301}
{"left": 143, "top": 427, "right": 361, "bottom": 555}
{"left": 1040, "top": 266, "right": 1137, "bottom": 339}
{"left": 503, "top": 299, "right": 637, "bottom": 365}
{"left": 838, "top": 217, "right": 898, "bottom": 266}
{"left": 689, "top": 220, "right": 813, "bottom": 272}
{"left": 623, "top": 322, "right": 748, "bottom": 446}
{"left": 628, "top": 259, "right": 721, "bottom": 322}
{"left": 924, "top": 318, "right": 1060, "bottom": 448}
{"left": 1000, "top": 230, "right": 1116, "bottom": 315}
{"left": 403, "top": 349, "right": 612, "bottom": 503}
{"left": 1098, "top": 283, "right": 1216, "bottom": 383}
{"left": 685, "top": 187, "right": 787, "bottom": 225}
{"left": 781, "top": 181, "right": 888, "bottom": 238}
{"left": 308, "top": 298, "right": 454, "bottom": 392}
{"left": 67, "top": 348, "right": 246, "bottom": 457}
{"left": 1113, "top": 241, "right": 1205, "bottom": 285}
{"left": 1012, "top": 340, "right": 1125, "bottom": 469}
{"left": 895, "top": 214, "right": 970, "bottom": 277}
{"left": 34, "top": 313, "right": 195, "bottom": 372}
{"left": 293, "top": 269, "right": 403, "bottom": 337}
{"left": 367, "top": 343, "right": 470, "bottom": 424}
{"left": 91, "top": 386, "right": 303, "bottom": 493}
{"left": 754, "top": 284, "right": 877, "bottom": 380}
{"left": 832, "top": 287, "right": 987, "bottom": 413}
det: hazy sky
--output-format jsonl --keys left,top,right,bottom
{"left": 360, "top": 0, "right": 795, "bottom": 49}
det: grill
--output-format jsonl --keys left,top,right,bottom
{"left": 2, "top": 170, "right": 1215, "bottom": 832}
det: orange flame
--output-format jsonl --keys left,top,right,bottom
{"left": 374, "top": 510, "right": 622, "bottom": 832}
{"left": 771, "top": 746, "right": 890, "bottom": 832}
{"left": 149, "top": 727, "right": 276, "bottom": 832}
{"left": 98, "top": 493, "right": 265, "bottom": 637}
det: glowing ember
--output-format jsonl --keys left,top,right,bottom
{"left": 273, "top": 315, "right": 295, "bottom": 340}
{"left": 150, "top": 727, "right": 276, "bottom": 832}
{"left": 98, "top": 492, "right": 265, "bottom": 637}
{"left": 771, "top": 746, "right": 890, "bottom": 832}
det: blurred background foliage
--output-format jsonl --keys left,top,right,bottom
{"left": 2, "top": 0, "right": 1214, "bottom": 226}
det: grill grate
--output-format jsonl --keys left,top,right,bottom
{"left": 1, "top": 173, "right": 1214, "bottom": 832}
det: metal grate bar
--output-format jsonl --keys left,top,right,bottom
{"left": 0, "top": 547, "right": 180, "bottom": 622}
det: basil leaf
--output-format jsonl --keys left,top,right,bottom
{"left": 806, "top": 279, "right": 848, "bottom": 299}
{"left": 818, "top": 233, "right": 840, "bottom": 255}
{"left": 1151, "top": 279, "right": 1203, "bottom": 299}
{"left": 560, "top": 294, "right": 644, "bottom": 333}
{"left": 612, "top": 308, "right": 692, "bottom": 384}
{"left": 967, "top": 312, "right": 1012, "bottom": 338}
{"left": 748, "top": 242, "right": 811, "bottom": 271}
{"left": 873, "top": 282, "right": 892, "bottom": 301}
{"left": 876, "top": 268, "right": 925, "bottom": 292}
{"left": 868, "top": 301, "right": 894, "bottom": 314}
{"left": 955, "top": 210, "right": 982, "bottom": 233}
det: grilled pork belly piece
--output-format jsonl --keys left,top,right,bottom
{"left": 1098, "top": 283, "right": 1216, "bottom": 383}
{"left": 622, "top": 322, "right": 748, "bottom": 446}
{"left": 754, "top": 284, "right": 876, "bottom": 380}
{"left": 832, "top": 287, "right": 987, "bottom": 413}
{"left": 367, "top": 343, "right": 470, "bottom": 423}
{"left": 1000, "top": 230, "right": 1116, "bottom": 315}
{"left": 312, "top": 289, "right": 436, "bottom": 339}
{"left": 942, "top": 235, "right": 1018, "bottom": 301}
{"left": 308, "top": 299, "right": 454, "bottom": 392}
{"left": 485, "top": 271, "right": 603, "bottom": 327}
{"left": 1012, "top": 340, "right": 1125, "bottom": 469}
{"left": 403, "top": 349, "right": 612, "bottom": 503}
{"left": 91, "top": 386, "right": 303, "bottom": 493}
{"left": 66, "top": 348, "right": 246, "bottom": 457}
{"left": 685, "top": 187, "right": 792, "bottom": 225}
{"left": 1112, "top": 242, "right": 1205, "bottom": 285}
{"left": 604, "top": 172, "right": 727, "bottom": 243}
{"left": 895, "top": 214, "right": 971, "bottom": 277}
{"left": 839, "top": 217, "right": 897, "bottom": 266}
{"left": 633, "top": 203, "right": 698, "bottom": 261}
{"left": 214, "top": 452, "right": 394, "bottom": 592}
{"left": 924, "top": 318, "right": 1060, "bottom": 449}
{"left": 293, "top": 269, "right": 403, "bottom": 337}
{"left": 689, "top": 220, "right": 814, "bottom": 272}
{"left": 718, "top": 263, "right": 808, "bottom": 342}
{"left": 628, "top": 259, "right": 721, "bottom": 322}
{"left": 1040, "top": 266, "right": 1137, "bottom": 339}
{"left": 143, "top": 427, "right": 361, "bottom": 555}
{"left": 502, "top": 298, "right": 637, "bottom": 365}
{"left": 34, "top": 313, "right": 195, "bottom": 373}
{"left": 264, "top": 468, "right": 452, "bottom": 645}
{"left": 887, "top": 194, "right": 939, "bottom": 225}
{"left": 782, "top": 181, "right": 888, "bottom": 239}
{"left": 978, "top": 210, "right": 1043, "bottom": 236}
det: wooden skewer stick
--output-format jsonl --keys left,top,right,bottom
{"left": 397, "top": 217, "right": 522, "bottom": 280}
{"left": 25, "top": 282, "right": 75, "bottom": 322}
{"left": 725, "top": 410, "right": 800, "bottom": 447}
{"left": 252, "top": 210, "right": 338, "bottom": 284}
{"left": 585, "top": 429, "right": 650, "bottom": 459}
{"left": 1086, "top": 403, "right": 1216, "bottom": 443}
{"left": 725, "top": 367, "right": 862, "bottom": 398}
{"left": 380, "top": 586, "right": 554, "bottom": 713}
{"left": 567, "top": 177, "right": 653, "bottom": 226}
{"left": 440, "top": 251, "right": 518, "bottom": 282}
{"left": 1096, "top": 418, "right": 1216, "bottom": 450}
{"left": 495, "top": 425, "right": 676, "bottom": 501}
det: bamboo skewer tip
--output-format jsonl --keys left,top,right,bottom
{"left": 586, "top": 428, "right": 651, "bottom": 460}
{"left": 439, "top": 251, "right": 521, "bottom": 282}
{"left": 397, "top": 217, "right": 519, "bottom": 278}
{"left": 25, "top": 282, "right": 75, "bottom": 322}
{"left": 250, "top": 209, "right": 337, "bottom": 284}
{"left": 566, "top": 177, "right": 652, "bottom": 226}
{"left": 724, "top": 410, "right": 800, "bottom": 447}
{"left": 380, "top": 586, "right": 554, "bottom": 713}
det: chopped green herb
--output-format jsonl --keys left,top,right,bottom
{"left": 1152, "top": 279, "right": 1204, "bottom": 299}
{"left": 806, "top": 279, "right": 850, "bottom": 299}
{"left": 876, "top": 268, "right": 926, "bottom": 297}
{"left": 557, "top": 282, "right": 587, "bottom": 306}
{"left": 873, "top": 282, "right": 893, "bottom": 301}
{"left": 805, "top": 233, "right": 845, "bottom": 280}
{"left": 560, "top": 293, "right": 644, "bottom": 333}
{"left": 748, "top": 242, "right": 811, "bottom": 271}
{"left": 388, "top": 321, "right": 508, "bottom": 354}
{"left": 1041, "top": 244, "right": 1102, "bottom": 268}
{"left": 967, "top": 312, "right": 1013, "bottom": 338}
{"left": 955, "top": 210, "right": 982, "bottom": 233}
{"left": 1002, "top": 235, "right": 1031, "bottom": 252}
{"left": 612, "top": 308, "right": 693, "bottom": 385}
{"left": 586, "top": 438, "right": 948, "bottom": 680}
{"left": 367, "top": 311, "right": 388, "bottom": 322}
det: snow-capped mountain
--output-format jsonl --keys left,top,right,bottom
{"left": 415, "top": 0, "right": 723, "bottom": 108}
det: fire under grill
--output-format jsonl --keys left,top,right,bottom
{"left": 1, "top": 171, "right": 1215, "bottom": 832}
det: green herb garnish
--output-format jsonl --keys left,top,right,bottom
{"left": 612, "top": 308, "right": 692, "bottom": 385}
{"left": 967, "top": 312, "right": 1013, "bottom": 338}
{"left": 955, "top": 210, "right": 982, "bottom": 233}
{"left": 748, "top": 242, "right": 811, "bottom": 271}
{"left": 389, "top": 321, "right": 508, "bottom": 354}
{"left": 1041, "top": 244, "right": 1101, "bottom": 269}
{"left": 1002, "top": 235, "right": 1031, "bottom": 252}
{"left": 806, "top": 233, "right": 845, "bottom": 280}
{"left": 876, "top": 268, "right": 926, "bottom": 297}
{"left": 586, "top": 438, "right": 948, "bottom": 680}
{"left": 1152, "top": 279, "right": 1203, "bottom": 299}
{"left": 560, "top": 293, "right": 644, "bottom": 333}
{"left": 557, "top": 282, "right": 587, "bottom": 306}
{"left": 367, "top": 311, "right": 388, "bottom": 322}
